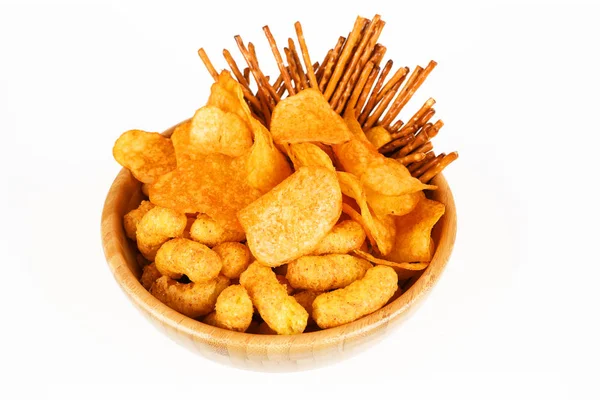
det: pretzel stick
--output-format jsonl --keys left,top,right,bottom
{"left": 389, "top": 119, "right": 404, "bottom": 132}
{"left": 284, "top": 47, "right": 303, "bottom": 91}
{"left": 358, "top": 59, "right": 393, "bottom": 124}
{"left": 222, "top": 49, "right": 262, "bottom": 111}
{"left": 288, "top": 39, "right": 308, "bottom": 89}
{"left": 413, "top": 153, "right": 444, "bottom": 178}
{"left": 379, "top": 132, "right": 415, "bottom": 154}
{"left": 342, "top": 60, "right": 375, "bottom": 113}
{"left": 414, "top": 108, "right": 435, "bottom": 132}
{"left": 382, "top": 60, "right": 436, "bottom": 128}
{"left": 354, "top": 65, "right": 380, "bottom": 116}
{"left": 276, "top": 77, "right": 287, "bottom": 97}
{"left": 410, "top": 141, "right": 433, "bottom": 157}
{"left": 362, "top": 80, "right": 403, "bottom": 130}
{"left": 395, "top": 98, "right": 436, "bottom": 137}
{"left": 376, "top": 67, "right": 409, "bottom": 103}
{"left": 294, "top": 21, "right": 319, "bottom": 88}
{"left": 319, "top": 36, "right": 346, "bottom": 91}
{"left": 396, "top": 123, "right": 433, "bottom": 158}
{"left": 243, "top": 67, "right": 250, "bottom": 83}
{"left": 234, "top": 36, "right": 280, "bottom": 108}
{"left": 408, "top": 152, "right": 435, "bottom": 173}
{"left": 378, "top": 66, "right": 422, "bottom": 127}
{"left": 316, "top": 49, "right": 332, "bottom": 82}
{"left": 263, "top": 26, "right": 295, "bottom": 96}
{"left": 419, "top": 152, "right": 458, "bottom": 183}
{"left": 197, "top": 48, "right": 219, "bottom": 81}
{"left": 397, "top": 152, "right": 426, "bottom": 165}
{"left": 323, "top": 17, "right": 368, "bottom": 101}
{"left": 330, "top": 15, "right": 382, "bottom": 108}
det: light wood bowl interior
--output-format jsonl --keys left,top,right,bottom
{"left": 101, "top": 122, "right": 457, "bottom": 371}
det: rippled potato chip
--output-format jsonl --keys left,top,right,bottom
{"left": 136, "top": 206, "right": 187, "bottom": 260}
{"left": 238, "top": 166, "right": 342, "bottom": 266}
{"left": 353, "top": 249, "right": 429, "bottom": 280}
{"left": 386, "top": 197, "right": 445, "bottom": 263}
{"left": 312, "top": 220, "right": 366, "bottom": 255}
{"left": 149, "top": 154, "right": 263, "bottom": 232}
{"left": 286, "top": 254, "right": 372, "bottom": 291}
{"left": 286, "top": 142, "right": 335, "bottom": 171}
{"left": 155, "top": 238, "right": 222, "bottom": 283}
{"left": 365, "top": 126, "right": 392, "bottom": 149}
{"left": 270, "top": 88, "right": 352, "bottom": 145}
{"left": 123, "top": 200, "right": 155, "bottom": 241}
{"left": 113, "top": 130, "right": 176, "bottom": 183}
{"left": 366, "top": 189, "right": 424, "bottom": 217}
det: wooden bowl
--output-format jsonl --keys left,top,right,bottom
{"left": 101, "top": 123, "right": 457, "bottom": 371}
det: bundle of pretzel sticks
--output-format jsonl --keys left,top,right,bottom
{"left": 198, "top": 14, "right": 457, "bottom": 183}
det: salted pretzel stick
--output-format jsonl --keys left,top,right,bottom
{"left": 410, "top": 141, "right": 434, "bottom": 157}
{"left": 376, "top": 67, "right": 409, "bottom": 103}
{"left": 397, "top": 152, "right": 426, "bottom": 165}
{"left": 389, "top": 119, "right": 404, "bottom": 132}
{"left": 243, "top": 67, "right": 250, "bottom": 83}
{"left": 263, "top": 26, "right": 296, "bottom": 96}
{"left": 342, "top": 60, "right": 375, "bottom": 113}
{"left": 419, "top": 152, "right": 458, "bottom": 183}
{"left": 222, "top": 49, "right": 262, "bottom": 111}
{"left": 363, "top": 80, "right": 403, "bottom": 130}
{"left": 354, "top": 65, "right": 380, "bottom": 116}
{"left": 272, "top": 73, "right": 284, "bottom": 92}
{"left": 198, "top": 48, "right": 219, "bottom": 81}
{"left": 378, "top": 132, "right": 415, "bottom": 154}
{"left": 408, "top": 152, "right": 435, "bottom": 173}
{"left": 358, "top": 59, "right": 393, "bottom": 124}
{"left": 316, "top": 49, "right": 332, "bottom": 82}
{"left": 319, "top": 37, "right": 346, "bottom": 91}
{"left": 396, "top": 123, "right": 433, "bottom": 158}
{"left": 414, "top": 108, "right": 436, "bottom": 132}
{"left": 413, "top": 153, "right": 444, "bottom": 178}
{"left": 235, "top": 36, "right": 280, "bottom": 108}
{"left": 378, "top": 66, "right": 422, "bottom": 127}
{"left": 382, "top": 60, "right": 436, "bottom": 128}
{"left": 294, "top": 22, "right": 318, "bottom": 88}
{"left": 288, "top": 39, "right": 308, "bottom": 89}
{"left": 284, "top": 47, "right": 303, "bottom": 91}
{"left": 276, "top": 77, "right": 287, "bottom": 97}
{"left": 323, "top": 17, "right": 368, "bottom": 101}
{"left": 395, "top": 98, "right": 436, "bottom": 137}
{"left": 330, "top": 15, "right": 383, "bottom": 108}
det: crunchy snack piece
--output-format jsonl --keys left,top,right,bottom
{"left": 238, "top": 166, "right": 342, "bottom": 266}
{"left": 239, "top": 262, "right": 308, "bottom": 335}
{"left": 212, "top": 242, "right": 251, "bottom": 279}
{"left": 366, "top": 189, "right": 423, "bottom": 217}
{"left": 189, "top": 214, "right": 245, "bottom": 247}
{"left": 140, "top": 263, "right": 162, "bottom": 291}
{"left": 203, "top": 285, "right": 253, "bottom": 332}
{"left": 155, "top": 238, "right": 222, "bottom": 283}
{"left": 276, "top": 275, "right": 295, "bottom": 295}
{"left": 113, "top": 130, "right": 176, "bottom": 183}
{"left": 149, "top": 154, "right": 263, "bottom": 232}
{"left": 286, "top": 254, "right": 371, "bottom": 291}
{"left": 386, "top": 197, "right": 445, "bottom": 263}
{"left": 270, "top": 88, "right": 352, "bottom": 144}
{"left": 365, "top": 126, "right": 392, "bottom": 149}
{"left": 207, "top": 71, "right": 253, "bottom": 126}
{"left": 123, "top": 200, "right": 155, "bottom": 241}
{"left": 353, "top": 249, "right": 429, "bottom": 280}
{"left": 141, "top": 183, "right": 151, "bottom": 197}
{"left": 136, "top": 206, "right": 187, "bottom": 260}
{"left": 150, "top": 275, "right": 230, "bottom": 319}
{"left": 312, "top": 266, "right": 398, "bottom": 328}
{"left": 293, "top": 290, "right": 322, "bottom": 325}
{"left": 286, "top": 142, "right": 335, "bottom": 171}
{"left": 312, "top": 220, "right": 366, "bottom": 255}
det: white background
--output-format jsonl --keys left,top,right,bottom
{"left": 1, "top": 0, "right": 598, "bottom": 398}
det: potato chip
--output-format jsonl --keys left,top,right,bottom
{"left": 353, "top": 249, "right": 429, "bottom": 280}
{"left": 385, "top": 197, "right": 445, "bottom": 263}
{"left": 286, "top": 142, "right": 335, "bottom": 172}
{"left": 286, "top": 254, "right": 372, "bottom": 291}
{"left": 270, "top": 88, "right": 352, "bottom": 144}
{"left": 238, "top": 166, "right": 342, "bottom": 266}
{"left": 149, "top": 154, "right": 263, "bottom": 232}
{"left": 113, "top": 130, "right": 176, "bottom": 183}
{"left": 312, "top": 220, "right": 366, "bottom": 255}
{"left": 337, "top": 171, "right": 396, "bottom": 255}
{"left": 155, "top": 238, "right": 222, "bottom": 283}
{"left": 207, "top": 71, "right": 252, "bottom": 126}
{"left": 366, "top": 189, "right": 424, "bottom": 217}
{"left": 365, "top": 126, "right": 392, "bottom": 149}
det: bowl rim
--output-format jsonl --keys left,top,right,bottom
{"left": 101, "top": 124, "right": 457, "bottom": 356}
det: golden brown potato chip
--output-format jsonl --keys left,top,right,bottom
{"left": 113, "top": 130, "right": 176, "bottom": 183}
{"left": 286, "top": 254, "right": 372, "bottom": 291}
{"left": 312, "top": 266, "right": 398, "bottom": 329}
{"left": 239, "top": 262, "right": 308, "bottom": 335}
{"left": 189, "top": 214, "right": 245, "bottom": 247}
{"left": 123, "top": 200, "right": 155, "bottom": 241}
{"left": 149, "top": 154, "right": 263, "bottom": 232}
{"left": 136, "top": 206, "right": 187, "bottom": 260}
{"left": 353, "top": 249, "right": 429, "bottom": 280}
{"left": 312, "top": 220, "right": 366, "bottom": 255}
{"left": 286, "top": 142, "right": 335, "bottom": 172}
{"left": 366, "top": 189, "right": 424, "bottom": 217}
{"left": 337, "top": 172, "right": 396, "bottom": 255}
{"left": 155, "top": 238, "right": 222, "bottom": 283}
{"left": 172, "top": 106, "right": 252, "bottom": 159}
{"left": 270, "top": 88, "right": 353, "bottom": 145}
{"left": 365, "top": 126, "right": 392, "bottom": 149}
{"left": 207, "top": 71, "right": 252, "bottom": 126}
{"left": 386, "top": 197, "right": 445, "bottom": 263}
{"left": 238, "top": 166, "right": 342, "bottom": 266}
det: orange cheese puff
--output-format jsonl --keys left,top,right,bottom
{"left": 286, "top": 254, "right": 371, "bottom": 291}
{"left": 312, "top": 220, "right": 366, "bottom": 255}
{"left": 214, "top": 285, "right": 253, "bottom": 332}
{"left": 136, "top": 206, "right": 187, "bottom": 260}
{"left": 212, "top": 242, "right": 251, "bottom": 279}
{"left": 140, "top": 263, "right": 162, "bottom": 291}
{"left": 155, "top": 238, "right": 222, "bottom": 283}
{"left": 189, "top": 214, "right": 245, "bottom": 247}
{"left": 312, "top": 266, "right": 398, "bottom": 328}
{"left": 150, "top": 275, "right": 229, "bottom": 318}
{"left": 239, "top": 262, "right": 308, "bottom": 335}
{"left": 123, "top": 200, "right": 155, "bottom": 241}
{"left": 292, "top": 290, "right": 322, "bottom": 325}
{"left": 276, "top": 275, "right": 295, "bottom": 295}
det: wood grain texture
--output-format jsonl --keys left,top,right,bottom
{"left": 101, "top": 122, "right": 457, "bottom": 372}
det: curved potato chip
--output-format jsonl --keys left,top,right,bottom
{"left": 149, "top": 154, "right": 262, "bottom": 232}
{"left": 337, "top": 172, "right": 396, "bottom": 255}
{"left": 353, "top": 249, "right": 429, "bottom": 280}
{"left": 207, "top": 71, "right": 252, "bottom": 125}
{"left": 171, "top": 106, "right": 252, "bottom": 159}
{"left": 365, "top": 126, "right": 392, "bottom": 149}
{"left": 238, "top": 166, "right": 342, "bottom": 267}
{"left": 386, "top": 197, "right": 445, "bottom": 263}
{"left": 286, "top": 142, "right": 335, "bottom": 171}
{"left": 270, "top": 88, "right": 352, "bottom": 145}
{"left": 113, "top": 130, "right": 176, "bottom": 183}
{"left": 366, "top": 189, "right": 424, "bottom": 217}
